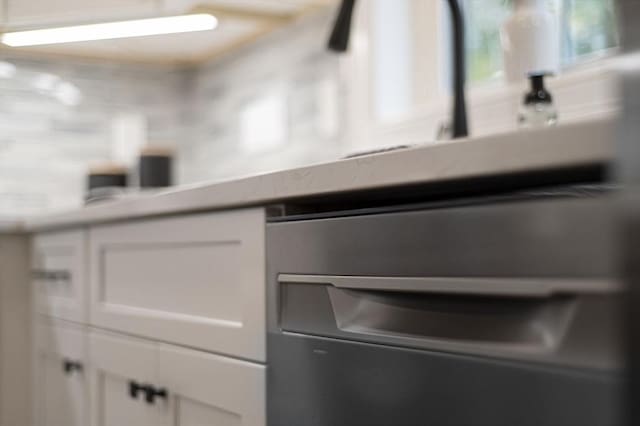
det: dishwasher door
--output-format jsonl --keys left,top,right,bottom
{"left": 267, "top": 197, "right": 624, "bottom": 426}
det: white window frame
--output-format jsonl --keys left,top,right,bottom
{"left": 340, "top": 0, "right": 620, "bottom": 155}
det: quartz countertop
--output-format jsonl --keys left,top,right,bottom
{"left": 26, "top": 118, "right": 615, "bottom": 231}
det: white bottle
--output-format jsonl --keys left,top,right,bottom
{"left": 501, "top": 0, "right": 559, "bottom": 84}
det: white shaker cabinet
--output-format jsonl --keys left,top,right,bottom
{"left": 88, "top": 208, "right": 267, "bottom": 362}
{"left": 33, "top": 319, "right": 88, "bottom": 426}
{"left": 158, "top": 343, "right": 266, "bottom": 426}
{"left": 32, "top": 230, "right": 87, "bottom": 324}
{"left": 89, "top": 331, "right": 169, "bottom": 426}
{"left": 32, "top": 207, "right": 268, "bottom": 426}
{"left": 89, "top": 331, "right": 266, "bottom": 426}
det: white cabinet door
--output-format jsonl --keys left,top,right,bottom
{"left": 89, "top": 331, "right": 170, "bottom": 426}
{"left": 34, "top": 319, "right": 88, "bottom": 426}
{"left": 158, "top": 344, "right": 266, "bottom": 426}
{"left": 32, "top": 230, "right": 87, "bottom": 324}
{"left": 6, "top": 0, "right": 158, "bottom": 28}
{"left": 89, "top": 208, "right": 266, "bottom": 362}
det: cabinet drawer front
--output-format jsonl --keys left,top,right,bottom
{"left": 158, "top": 344, "right": 266, "bottom": 426}
{"left": 32, "top": 230, "right": 87, "bottom": 323}
{"left": 89, "top": 208, "right": 266, "bottom": 361}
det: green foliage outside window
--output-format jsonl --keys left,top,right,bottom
{"left": 464, "top": 0, "right": 618, "bottom": 82}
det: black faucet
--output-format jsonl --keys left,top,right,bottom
{"left": 328, "top": 0, "right": 469, "bottom": 139}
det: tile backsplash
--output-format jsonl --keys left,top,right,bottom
{"left": 180, "top": 11, "right": 344, "bottom": 184}
{"left": 0, "top": 11, "right": 344, "bottom": 218}
{"left": 0, "top": 55, "right": 187, "bottom": 218}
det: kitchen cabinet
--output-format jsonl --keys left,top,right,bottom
{"left": 90, "top": 331, "right": 266, "bottom": 426}
{"left": 89, "top": 331, "right": 169, "bottom": 426}
{"left": 33, "top": 319, "right": 88, "bottom": 426}
{"left": 158, "top": 343, "right": 266, "bottom": 426}
{"left": 6, "top": 0, "right": 158, "bottom": 28}
{"left": 32, "top": 230, "right": 87, "bottom": 324}
{"left": 88, "top": 208, "right": 266, "bottom": 361}
{"left": 30, "top": 207, "right": 268, "bottom": 426}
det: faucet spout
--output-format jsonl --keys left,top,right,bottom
{"left": 328, "top": 0, "right": 356, "bottom": 52}
{"left": 328, "top": 0, "right": 469, "bottom": 139}
{"left": 446, "top": 0, "right": 468, "bottom": 138}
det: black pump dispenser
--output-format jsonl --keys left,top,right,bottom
{"left": 524, "top": 73, "right": 553, "bottom": 105}
{"left": 518, "top": 72, "right": 558, "bottom": 128}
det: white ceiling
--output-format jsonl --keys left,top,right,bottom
{"left": 1, "top": 0, "right": 336, "bottom": 64}
{"left": 165, "top": 0, "right": 333, "bottom": 15}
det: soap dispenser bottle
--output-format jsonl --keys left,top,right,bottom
{"left": 501, "top": 0, "right": 559, "bottom": 84}
{"left": 518, "top": 72, "right": 558, "bottom": 129}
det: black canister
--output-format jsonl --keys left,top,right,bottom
{"left": 139, "top": 147, "right": 173, "bottom": 188}
{"left": 87, "top": 164, "right": 128, "bottom": 191}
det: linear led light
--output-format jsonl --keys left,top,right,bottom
{"left": 1, "top": 14, "right": 218, "bottom": 47}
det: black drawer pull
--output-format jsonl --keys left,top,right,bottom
{"left": 129, "top": 381, "right": 143, "bottom": 399}
{"left": 128, "top": 381, "right": 168, "bottom": 404}
{"left": 62, "top": 359, "right": 83, "bottom": 375}
{"left": 32, "top": 269, "right": 72, "bottom": 282}
{"left": 144, "top": 386, "right": 168, "bottom": 405}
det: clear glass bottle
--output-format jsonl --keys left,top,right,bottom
{"left": 518, "top": 73, "right": 558, "bottom": 129}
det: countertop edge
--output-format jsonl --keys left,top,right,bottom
{"left": 25, "top": 118, "right": 616, "bottom": 232}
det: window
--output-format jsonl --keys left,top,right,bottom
{"left": 355, "top": 0, "right": 620, "bottom": 150}
{"left": 371, "top": 0, "right": 414, "bottom": 121}
{"left": 368, "top": 0, "right": 441, "bottom": 124}
{"left": 465, "top": 0, "right": 619, "bottom": 83}
{"left": 464, "top": 0, "right": 511, "bottom": 82}
{"left": 560, "top": 0, "right": 618, "bottom": 63}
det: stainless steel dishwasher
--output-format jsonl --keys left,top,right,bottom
{"left": 266, "top": 192, "right": 624, "bottom": 426}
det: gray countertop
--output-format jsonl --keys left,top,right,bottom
{"left": 25, "top": 118, "right": 615, "bottom": 231}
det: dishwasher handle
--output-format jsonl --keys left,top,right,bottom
{"left": 277, "top": 273, "right": 621, "bottom": 364}
{"left": 278, "top": 274, "right": 620, "bottom": 298}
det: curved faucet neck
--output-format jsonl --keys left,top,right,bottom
{"left": 328, "top": 0, "right": 469, "bottom": 140}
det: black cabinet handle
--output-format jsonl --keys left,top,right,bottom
{"left": 32, "top": 269, "right": 72, "bottom": 282}
{"left": 128, "top": 382, "right": 168, "bottom": 404}
{"left": 129, "top": 381, "right": 143, "bottom": 399}
{"left": 62, "top": 359, "right": 83, "bottom": 375}
{"left": 144, "top": 386, "right": 168, "bottom": 405}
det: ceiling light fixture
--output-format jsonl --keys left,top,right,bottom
{"left": 1, "top": 13, "right": 218, "bottom": 47}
